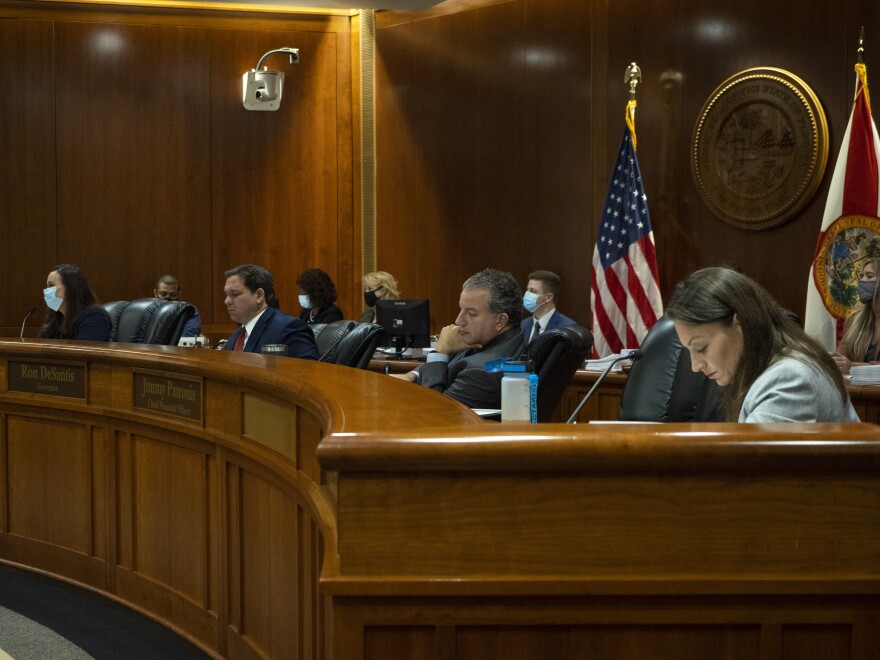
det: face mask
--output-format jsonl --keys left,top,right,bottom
{"left": 858, "top": 280, "right": 877, "bottom": 305}
{"left": 298, "top": 294, "right": 312, "bottom": 309}
{"left": 364, "top": 289, "right": 380, "bottom": 307}
{"left": 44, "top": 285, "right": 63, "bottom": 312}
{"left": 523, "top": 291, "right": 542, "bottom": 313}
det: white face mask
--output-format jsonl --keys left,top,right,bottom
{"left": 44, "top": 285, "right": 63, "bottom": 312}
{"left": 298, "top": 294, "right": 312, "bottom": 310}
{"left": 523, "top": 291, "right": 542, "bottom": 313}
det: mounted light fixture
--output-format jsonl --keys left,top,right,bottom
{"left": 242, "top": 47, "right": 300, "bottom": 112}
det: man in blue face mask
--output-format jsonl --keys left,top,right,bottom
{"left": 520, "top": 270, "right": 576, "bottom": 344}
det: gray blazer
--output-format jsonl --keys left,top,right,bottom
{"left": 415, "top": 328, "right": 525, "bottom": 409}
{"left": 739, "top": 355, "right": 860, "bottom": 423}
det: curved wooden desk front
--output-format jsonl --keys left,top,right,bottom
{"left": 0, "top": 340, "right": 480, "bottom": 659}
{"left": 6, "top": 341, "right": 880, "bottom": 660}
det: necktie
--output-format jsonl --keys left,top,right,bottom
{"left": 233, "top": 328, "right": 247, "bottom": 351}
{"left": 530, "top": 322, "right": 541, "bottom": 343}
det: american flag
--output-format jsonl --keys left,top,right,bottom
{"left": 590, "top": 124, "right": 663, "bottom": 357}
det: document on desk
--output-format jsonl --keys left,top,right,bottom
{"left": 849, "top": 365, "right": 880, "bottom": 383}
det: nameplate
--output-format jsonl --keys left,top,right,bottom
{"left": 8, "top": 360, "right": 87, "bottom": 399}
{"left": 132, "top": 371, "right": 203, "bottom": 423}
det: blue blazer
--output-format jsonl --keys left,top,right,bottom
{"left": 521, "top": 309, "right": 576, "bottom": 342}
{"left": 224, "top": 306, "right": 319, "bottom": 360}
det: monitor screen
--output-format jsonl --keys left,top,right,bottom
{"left": 375, "top": 299, "right": 431, "bottom": 350}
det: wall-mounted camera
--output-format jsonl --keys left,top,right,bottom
{"left": 242, "top": 47, "right": 299, "bottom": 112}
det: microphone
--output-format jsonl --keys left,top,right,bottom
{"left": 19, "top": 307, "right": 37, "bottom": 340}
{"left": 566, "top": 349, "right": 643, "bottom": 423}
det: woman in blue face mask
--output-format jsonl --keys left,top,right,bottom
{"left": 296, "top": 268, "right": 344, "bottom": 325}
{"left": 833, "top": 257, "right": 880, "bottom": 374}
{"left": 38, "top": 264, "right": 112, "bottom": 342}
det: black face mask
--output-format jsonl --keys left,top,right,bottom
{"left": 859, "top": 280, "right": 877, "bottom": 305}
{"left": 364, "top": 289, "right": 380, "bottom": 307}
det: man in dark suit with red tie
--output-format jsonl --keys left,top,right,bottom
{"left": 222, "top": 264, "right": 319, "bottom": 360}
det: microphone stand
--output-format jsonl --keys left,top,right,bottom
{"left": 19, "top": 307, "right": 37, "bottom": 340}
{"left": 567, "top": 350, "right": 642, "bottom": 423}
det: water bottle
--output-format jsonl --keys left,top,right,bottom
{"left": 501, "top": 360, "right": 538, "bottom": 422}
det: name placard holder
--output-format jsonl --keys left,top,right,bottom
{"left": 8, "top": 360, "right": 87, "bottom": 399}
{"left": 132, "top": 369, "right": 203, "bottom": 423}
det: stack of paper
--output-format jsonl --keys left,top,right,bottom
{"left": 583, "top": 351, "right": 637, "bottom": 372}
{"left": 849, "top": 364, "right": 880, "bottom": 383}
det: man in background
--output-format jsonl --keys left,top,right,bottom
{"left": 154, "top": 274, "right": 201, "bottom": 338}
{"left": 520, "top": 270, "right": 576, "bottom": 344}
{"left": 393, "top": 268, "right": 524, "bottom": 409}
{"left": 222, "top": 264, "right": 318, "bottom": 359}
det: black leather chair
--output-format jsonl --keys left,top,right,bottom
{"left": 323, "top": 323, "right": 388, "bottom": 369}
{"left": 102, "top": 300, "right": 130, "bottom": 341}
{"left": 145, "top": 300, "right": 195, "bottom": 345}
{"left": 316, "top": 320, "right": 356, "bottom": 362}
{"left": 522, "top": 324, "right": 594, "bottom": 422}
{"left": 617, "top": 316, "right": 725, "bottom": 422}
{"left": 112, "top": 298, "right": 195, "bottom": 346}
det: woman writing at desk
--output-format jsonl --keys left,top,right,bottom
{"left": 38, "top": 263, "right": 111, "bottom": 342}
{"left": 832, "top": 257, "right": 880, "bottom": 374}
{"left": 666, "top": 267, "right": 859, "bottom": 423}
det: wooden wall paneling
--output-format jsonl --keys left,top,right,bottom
{"left": 336, "top": 23, "right": 359, "bottom": 322}
{"left": 210, "top": 25, "right": 348, "bottom": 322}
{"left": 520, "top": 0, "right": 594, "bottom": 327}
{"left": 54, "top": 21, "right": 214, "bottom": 322}
{"left": 375, "top": 2, "right": 529, "bottom": 329}
{"left": 0, "top": 18, "right": 57, "bottom": 335}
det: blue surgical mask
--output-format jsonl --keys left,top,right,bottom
{"left": 523, "top": 291, "right": 541, "bottom": 313}
{"left": 858, "top": 280, "right": 877, "bottom": 305}
{"left": 44, "top": 285, "right": 63, "bottom": 312}
{"left": 298, "top": 294, "right": 312, "bottom": 309}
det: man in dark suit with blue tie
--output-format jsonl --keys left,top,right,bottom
{"left": 520, "top": 270, "right": 576, "bottom": 344}
{"left": 222, "top": 264, "right": 319, "bottom": 359}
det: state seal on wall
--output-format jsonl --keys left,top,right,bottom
{"left": 691, "top": 67, "right": 828, "bottom": 230}
{"left": 812, "top": 215, "right": 880, "bottom": 319}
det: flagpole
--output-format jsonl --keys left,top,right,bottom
{"left": 858, "top": 26, "right": 865, "bottom": 65}
{"left": 625, "top": 62, "right": 641, "bottom": 150}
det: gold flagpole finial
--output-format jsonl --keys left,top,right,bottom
{"left": 858, "top": 26, "right": 865, "bottom": 64}
{"left": 625, "top": 62, "right": 642, "bottom": 101}
{"left": 625, "top": 62, "right": 641, "bottom": 150}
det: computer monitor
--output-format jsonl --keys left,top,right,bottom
{"left": 375, "top": 299, "right": 431, "bottom": 352}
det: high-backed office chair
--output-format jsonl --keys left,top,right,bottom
{"left": 617, "top": 316, "right": 725, "bottom": 422}
{"left": 112, "top": 299, "right": 195, "bottom": 346}
{"left": 522, "top": 324, "right": 594, "bottom": 422}
{"left": 144, "top": 300, "right": 195, "bottom": 345}
{"left": 316, "top": 320, "right": 356, "bottom": 362}
{"left": 325, "top": 323, "right": 388, "bottom": 369}
{"left": 102, "top": 300, "right": 130, "bottom": 341}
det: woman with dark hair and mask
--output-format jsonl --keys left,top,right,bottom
{"left": 296, "top": 268, "right": 344, "bottom": 325}
{"left": 38, "top": 264, "right": 111, "bottom": 342}
{"left": 358, "top": 271, "right": 400, "bottom": 324}
{"left": 666, "top": 267, "right": 859, "bottom": 423}
{"left": 832, "top": 257, "right": 880, "bottom": 374}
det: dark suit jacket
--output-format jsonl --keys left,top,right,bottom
{"left": 299, "top": 304, "right": 344, "bottom": 326}
{"left": 224, "top": 307, "right": 319, "bottom": 360}
{"left": 414, "top": 327, "right": 525, "bottom": 409}
{"left": 521, "top": 309, "right": 576, "bottom": 343}
{"left": 38, "top": 305, "right": 112, "bottom": 342}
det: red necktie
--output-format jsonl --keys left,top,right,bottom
{"left": 233, "top": 328, "right": 247, "bottom": 351}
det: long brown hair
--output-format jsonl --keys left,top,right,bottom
{"left": 840, "top": 257, "right": 880, "bottom": 361}
{"left": 666, "top": 267, "right": 848, "bottom": 420}
{"left": 41, "top": 264, "right": 101, "bottom": 339}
